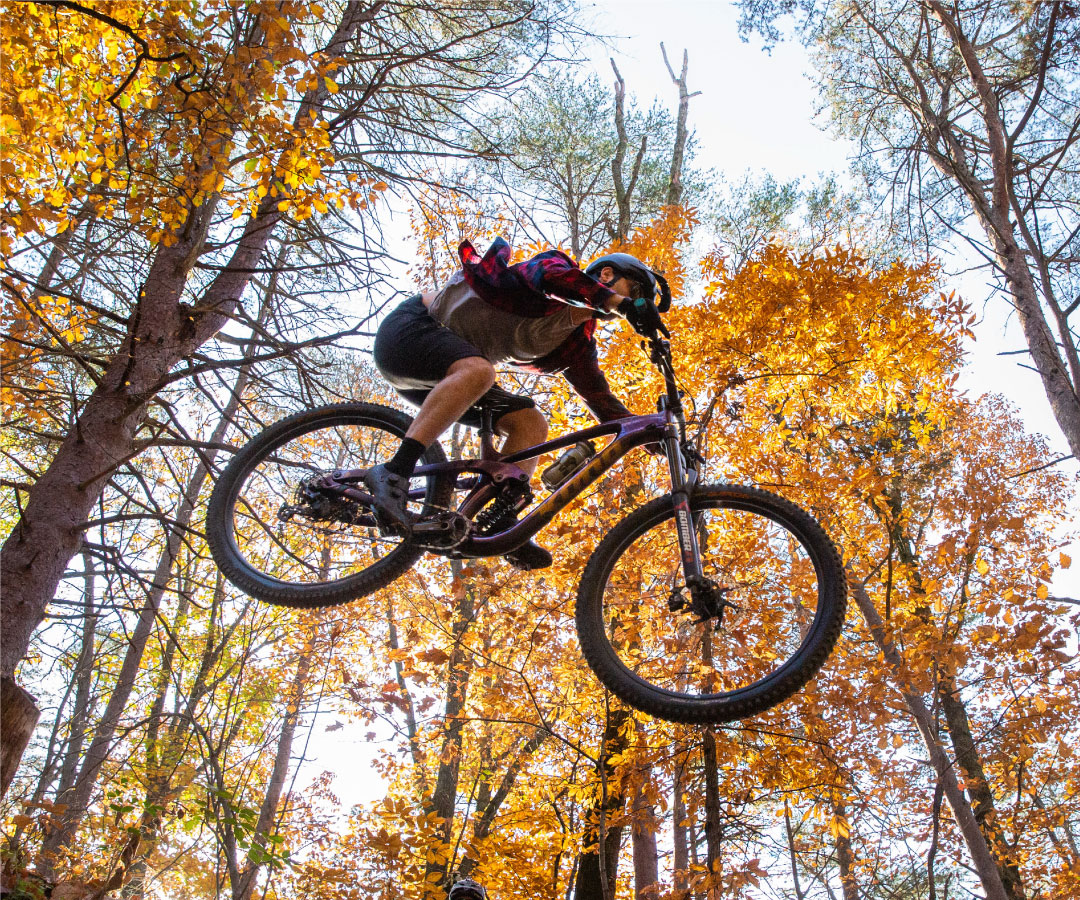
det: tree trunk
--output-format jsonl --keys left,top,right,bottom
{"left": 850, "top": 578, "right": 1010, "bottom": 900}
{"left": 36, "top": 346, "right": 257, "bottom": 870}
{"left": 660, "top": 45, "right": 699, "bottom": 206}
{"left": 424, "top": 557, "right": 477, "bottom": 898}
{"left": 232, "top": 632, "right": 317, "bottom": 900}
{"left": 458, "top": 727, "right": 547, "bottom": 878}
{"left": 574, "top": 707, "right": 629, "bottom": 900}
{"left": 921, "top": 0, "right": 1080, "bottom": 460}
{"left": 609, "top": 60, "right": 647, "bottom": 242}
{"left": 0, "top": 2, "right": 373, "bottom": 797}
{"left": 700, "top": 728, "right": 723, "bottom": 880}
{"left": 0, "top": 677, "right": 39, "bottom": 798}
{"left": 938, "top": 672, "right": 1027, "bottom": 900}
{"left": 832, "top": 801, "right": 858, "bottom": 900}
{"left": 630, "top": 765, "right": 660, "bottom": 900}
{"left": 672, "top": 755, "right": 690, "bottom": 899}
{"left": 882, "top": 481, "right": 1028, "bottom": 900}
{"left": 782, "top": 801, "right": 807, "bottom": 900}
{"left": 51, "top": 550, "right": 99, "bottom": 807}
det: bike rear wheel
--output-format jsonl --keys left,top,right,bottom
{"left": 575, "top": 484, "right": 846, "bottom": 724}
{"left": 206, "top": 402, "right": 452, "bottom": 608}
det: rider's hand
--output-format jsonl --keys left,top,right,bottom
{"left": 618, "top": 296, "right": 669, "bottom": 338}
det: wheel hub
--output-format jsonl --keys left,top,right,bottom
{"left": 668, "top": 579, "right": 738, "bottom": 626}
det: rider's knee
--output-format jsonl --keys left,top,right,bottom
{"left": 448, "top": 356, "right": 496, "bottom": 393}
{"left": 499, "top": 406, "right": 547, "bottom": 441}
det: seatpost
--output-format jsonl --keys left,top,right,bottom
{"left": 478, "top": 405, "right": 501, "bottom": 461}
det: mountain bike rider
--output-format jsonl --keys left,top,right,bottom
{"left": 366, "top": 236, "right": 669, "bottom": 570}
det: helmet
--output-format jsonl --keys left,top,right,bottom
{"left": 449, "top": 879, "right": 487, "bottom": 900}
{"left": 585, "top": 253, "right": 671, "bottom": 312}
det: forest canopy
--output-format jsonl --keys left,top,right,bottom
{"left": 1, "top": 2, "right": 1077, "bottom": 900}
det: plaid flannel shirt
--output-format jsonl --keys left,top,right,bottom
{"left": 458, "top": 237, "right": 631, "bottom": 422}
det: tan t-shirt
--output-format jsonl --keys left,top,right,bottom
{"left": 426, "top": 270, "right": 580, "bottom": 364}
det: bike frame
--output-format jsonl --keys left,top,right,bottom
{"left": 324, "top": 334, "right": 712, "bottom": 591}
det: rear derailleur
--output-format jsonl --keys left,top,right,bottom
{"left": 278, "top": 472, "right": 472, "bottom": 552}
{"left": 277, "top": 474, "right": 374, "bottom": 526}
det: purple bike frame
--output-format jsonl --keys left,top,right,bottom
{"left": 327, "top": 411, "right": 669, "bottom": 558}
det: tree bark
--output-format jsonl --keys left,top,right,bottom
{"left": 782, "top": 801, "right": 807, "bottom": 900}
{"left": 232, "top": 634, "right": 316, "bottom": 900}
{"left": 938, "top": 672, "right": 1027, "bottom": 900}
{"left": 458, "top": 727, "right": 547, "bottom": 878}
{"left": 918, "top": 1, "right": 1080, "bottom": 459}
{"left": 610, "top": 60, "right": 647, "bottom": 242}
{"left": 52, "top": 550, "right": 99, "bottom": 807}
{"left": 831, "top": 800, "right": 858, "bottom": 900}
{"left": 0, "top": 677, "right": 39, "bottom": 798}
{"left": 630, "top": 765, "right": 660, "bottom": 900}
{"left": 660, "top": 45, "right": 699, "bottom": 206}
{"left": 672, "top": 754, "right": 690, "bottom": 899}
{"left": 700, "top": 728, "right": 723, "bottom": 878}
{"left": 850, "top": 578, "right": 1010, "bottom": 900}
{"left": 574, "top": 707, "right": 630, "bottom": 900}
{"left": 0, "top": 1, "right": 373, "bottom": 797}
{"left": 36, "top": 339, "right": 258, "bottom": 870}
{"left": 424, "top": 557, "right": 477, "bottom": 898}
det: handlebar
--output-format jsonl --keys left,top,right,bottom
{"left": 617, "top": 295, "right": 670, "bottom": 339}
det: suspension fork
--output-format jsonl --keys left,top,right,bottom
{"left": 662, "top": 409, "right": 707, "bottom": 590}
{"left": 651, "top": 330, "right": 707, "bottom": 594}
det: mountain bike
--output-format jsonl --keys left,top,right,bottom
{"left": 206, "top": 325, "right": 847, "bottom": 725}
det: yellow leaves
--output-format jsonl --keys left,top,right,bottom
{"left": 597, "top": 204, "right": 698, "bottom": 300}
{"left": 2, "top": 0, "right": 351, "bottom": 245}
{"left": 324, "top": 76, "right": 339, "bottom": 94}
{"left": 1036, "top": 584, "right": 1049, "bottom": 600}
{"left": 976, "top": 558, "right": 990, "bottom": 576}
{"left": 417, "top": 648, "right": 450, "bottom": 666}
{"left": 827, "top": 815, "right": 851, "bottom": 840}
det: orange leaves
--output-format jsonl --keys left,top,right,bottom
{"left": 2, "top": 1, "right": 366, "bottom": 249}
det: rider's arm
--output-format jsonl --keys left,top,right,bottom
{"left": 536, "top": 255, "right": 623, "bottom": 315}
{"left": 562, "top": 342, "right": 632, "bottom": 422}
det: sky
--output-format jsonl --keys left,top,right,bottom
{"left": 312, "top": 0, "right": 1077, "bottom": 810}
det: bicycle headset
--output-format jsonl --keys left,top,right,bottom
{"left": 585, "top": 253, "right": 672, "bottom": 313}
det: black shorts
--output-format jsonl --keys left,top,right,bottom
{"left": 372, "top": 295, "right": 535, "bottom": 429}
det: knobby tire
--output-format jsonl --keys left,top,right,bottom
{"left": 575, "top": 484, "right": 846, "bottom": 724}
{"left": 206, "top": 402, "right": 451, "bottom": 608}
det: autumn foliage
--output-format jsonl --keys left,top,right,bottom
{"left": 2, "top": 5, "right": 1077, "bottom": 899}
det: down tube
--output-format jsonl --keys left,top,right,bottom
{"left": 460, "top": 415, "right": 667, "bottom": 558}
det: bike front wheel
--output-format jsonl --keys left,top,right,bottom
{"left": 576, "top": 484, "right": 846, "bottom": 724}
{"left": 206, "top": 402, "right": 452, "bottom": 608}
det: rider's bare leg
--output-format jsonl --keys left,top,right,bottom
{"left": 404, "top": 356, "right": 495, "bottom": 446}
{"left": 496, "top": 407, "right": 548, "bottom": 477}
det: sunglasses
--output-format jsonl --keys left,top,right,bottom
{"left": 613, "top": 270, "right": 651, "bottom": 300}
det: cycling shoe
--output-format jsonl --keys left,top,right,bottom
{"left": 362, "top": 463, "right": 413, "bottom": 537}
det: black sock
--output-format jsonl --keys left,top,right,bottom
{"left": 385, "top": 437, "right": 426, "bottom": 477}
